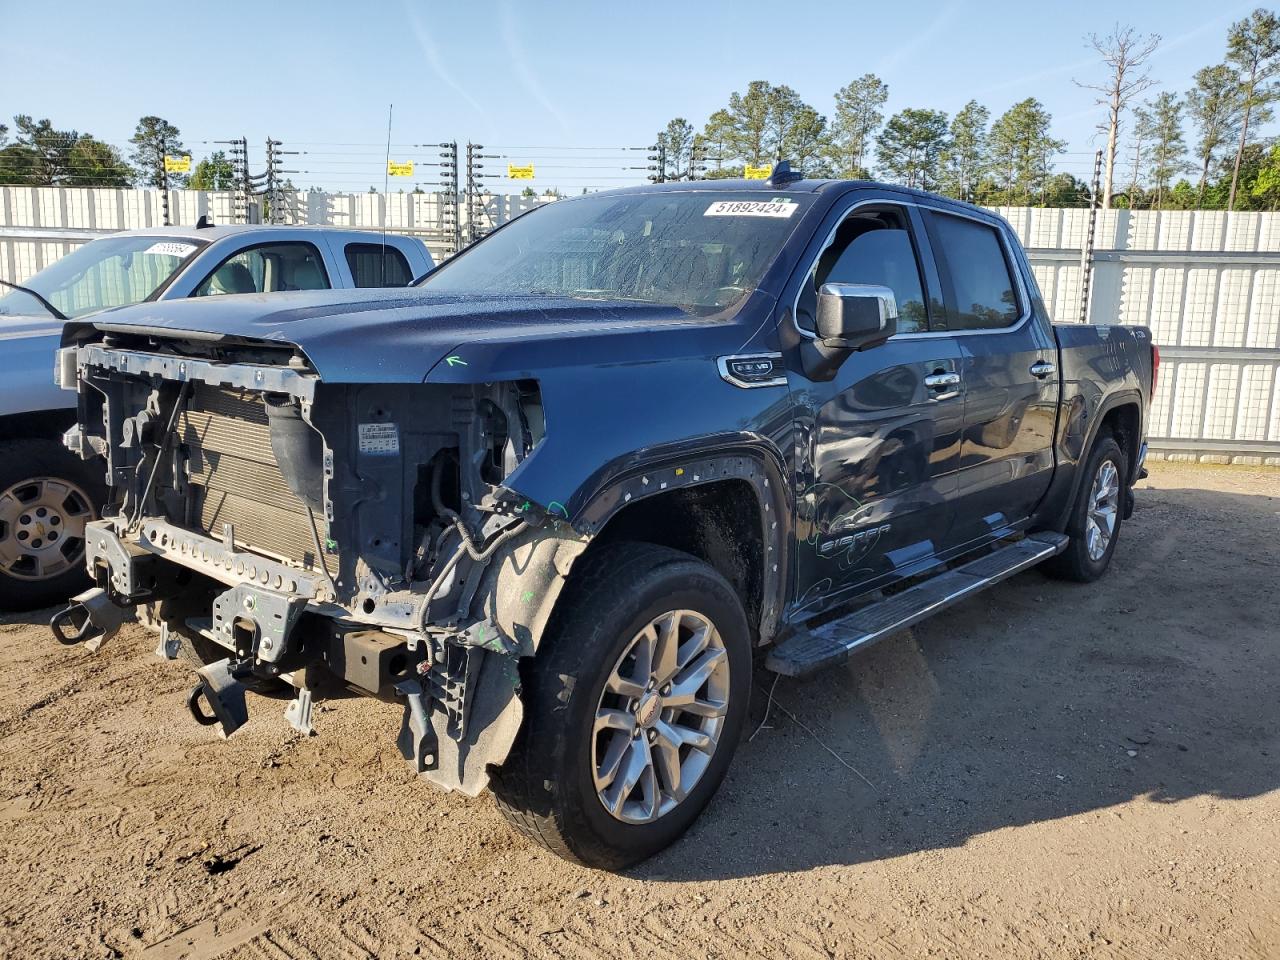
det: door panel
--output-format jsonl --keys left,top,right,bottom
{"left": 792, "top": 338, "right": 965, "bottom": 615}
{"left": 924, "top": 209, "right": 1058, "bottom": 544}
{"left": 952, "top": 324, "right": 1058, "bottom": 543}
{"left": 787, "top": 201, "right": 965, "bottom": 618}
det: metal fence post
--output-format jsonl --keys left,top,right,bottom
{"left": 1078, "top": 149, "right": 1103, "bottom": 325}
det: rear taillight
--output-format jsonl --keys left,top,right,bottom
{"left": 1152, "top": 344, "right": 1160, "bottom": 393}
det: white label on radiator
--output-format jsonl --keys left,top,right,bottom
{"left": 358, "top": 422, "right": 399, "bottom": 454}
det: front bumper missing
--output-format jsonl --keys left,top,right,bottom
{"left": 53, "top": 516, "right": 528, "bottom": 795}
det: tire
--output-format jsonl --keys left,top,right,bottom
{"left": 0, "top": 439, "right": 105, "bottom": 612}
{"left": 491, "top": 542, "right": 752, "bottom": 869}
{"left": 1043, "top": 431, "right": 1126, "bottom": 583}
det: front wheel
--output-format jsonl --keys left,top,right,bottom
{"left": 491, "top": 542, "right": 751, "bottom": 869}
{"left": 0, "top": 439, "right": 104, "bottom": 612}
{"left": 1043, "top": 431, "right": 1126, "bottom": 583}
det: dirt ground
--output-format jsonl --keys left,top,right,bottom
{"left": 1, "top": 461, "right": 1278, "bottom": 960}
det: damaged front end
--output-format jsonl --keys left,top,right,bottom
{"left": 52, "top": 326, "right": 585, "bottom": 795}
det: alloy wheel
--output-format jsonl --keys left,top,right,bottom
{"left": 592, "top": 609, "right": 730, "bottom": 824}
{"left": 1085, "top": 459, "right": 1120, "bottom": 562}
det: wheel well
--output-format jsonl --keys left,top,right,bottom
{"left": 1099, "top": 402, "right": 1140, "bottom": 482}
{"left": 583, "top": 480, "right": 765, "bottom": 638}
{"left": 0, "top": 410, "right": 76, "bottom": 444}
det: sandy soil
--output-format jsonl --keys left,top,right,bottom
{"left": 1, "top": 461, "right": 1278, "bottom": 960}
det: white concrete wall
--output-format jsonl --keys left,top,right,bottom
{"left": 994, "top": 207, "right": 1280, "bottom": 463}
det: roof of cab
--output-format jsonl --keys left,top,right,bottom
{"left": 590, "top": 176, "right": 1006, "bottom": 225}
{"left": 106, "top": 224, "right": 420, "bottom": 243}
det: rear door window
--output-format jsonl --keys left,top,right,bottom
{"left": 344, "top": 242, "right": 413, "bottom": 287}
{"left": 193, "top": 242, "right": 330, "bottom": 296}
{"left": 928, "top": 213, "right": 1022, "bottom": 330}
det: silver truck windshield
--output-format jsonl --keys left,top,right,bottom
{"left": 419, "top": 191, "right": 812, "bottom": 312}
{"left": 0, "top": 234, "right": 205, "bottom": 320}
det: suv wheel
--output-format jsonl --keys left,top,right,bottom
{"left": 1043, "top": 431, "right": 1126, "bottom": 583}
{"left": 0, "top": 439, "right": 104, "bottom": 612}
{"left": 491, "top": 542, "right": 751, "bottom": 869}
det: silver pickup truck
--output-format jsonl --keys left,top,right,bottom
{"left": 0, "top": 224, "right": 432, "bottom": 610}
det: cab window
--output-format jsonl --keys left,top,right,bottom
{"left": 193, "top": 242, "right": 330, "bottom": 296}
{"left": 929, "top": 212, "right": 1022, "bottom": 330}
{"left": 345, "top": 242, "right": 413, "bottom": 287}
{"left": 797, "top": 205, "right": 929, "bottom": 334}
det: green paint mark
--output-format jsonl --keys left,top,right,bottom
{"left": 445, "top": 355, "right": 467, "bottom": 367}
{"left": 521, "top": 590, "right": 535, "bottom": 603}
{"left": 324, "top": 537, "right": 338, "bottom": 552}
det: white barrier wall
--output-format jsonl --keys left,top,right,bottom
{"left": 2, "top": 188, "right": 1277, "bottom": 462}
{"left": 996, "top": 207, "right": 1280, "bottom": 464}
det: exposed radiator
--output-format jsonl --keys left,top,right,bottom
{"left": 178, "top": 385, "right": 334, "bottom": 575}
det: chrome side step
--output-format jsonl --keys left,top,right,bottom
{"left": 766, "top": 532, "right": 1068, "bottom": 678}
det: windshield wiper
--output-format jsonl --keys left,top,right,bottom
{"left": 0, "top": 279, "right": 68, "bottom": 320}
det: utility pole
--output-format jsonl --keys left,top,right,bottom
{"left": 158, "top": 132, "right": 171, "bottom": 227}
{"left": 1079, "top": 149, "right": 1103, "bottom": 325}
{"left": 690, "top": 138, "right": 707, "bottom": 182}
{"left": 463, "top": 143, "right": 501, "bottom": 244}
{"left": 647, "top": 142, "right": 667, "bottom": 183}
{"left": 214, "top": 137, "right": 251, "bottom": 223}
{"left": 439, "top": 141, "right": 460, "bottom": 254}
{"left": 264, "top": 138, "right": 299, "bottom": 224}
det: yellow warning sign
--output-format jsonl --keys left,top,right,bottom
{"left": 164, "top": 155, "right": 192, "bottom": 174}
{"left": 743, "top": 164, "right": 772, "bottom": 180}
{"left": 507, "top": 164, "right": 535, "bottom": 180}
{"left": 387, "top": 161, "right": 415, "bottom": 177}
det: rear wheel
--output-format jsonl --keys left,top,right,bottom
{"left": 0, "top": 439, "right": 104, "bottom": 612}
{"left": 491, "top": 542, "right": 751, "bottom": 869}
{"left": 1043, "top": 431, "right": 1126, "bottom": 583}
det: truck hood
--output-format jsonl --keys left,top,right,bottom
{"left": 69, "top": 287, "right": 715, "bottom": 383}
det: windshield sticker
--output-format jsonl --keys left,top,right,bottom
{"left": 704, "top": 200, "right": 798, "bottom": 218}
{"left": 358, "top": 422, "right": 399, "bottom": 455}
{"left": 142, "top": 241, "right": 198, "bottom": 258}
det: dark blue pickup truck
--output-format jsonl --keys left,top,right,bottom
{"left": 52, "top": 169, "right": 1155, "bottom": 869}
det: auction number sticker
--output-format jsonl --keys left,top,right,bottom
{"left": 704, "top": 199, "right": 797, "bottom": 218}
{"left": 142, "top": 241, "right": 198, "bottom": 258}
{"left": 358, "top": 422, "right": 400, "bottom": 454}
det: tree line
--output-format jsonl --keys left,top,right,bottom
{"left": 0, "top": 115, "right": 234, "bottom": 190}
{"left": 654, "top": 8, "right": 1280, "bottom": 211}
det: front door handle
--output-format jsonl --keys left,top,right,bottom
{"left": 1030, "top": 360, "right": 1057, "bottom": 379}
{"left": 924, "top": 372, "right": 961, "bottom": 389}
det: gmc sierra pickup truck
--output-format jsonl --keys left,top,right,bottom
{"left": 0, "top": 224, "right": 431, "bottom": 610}
{"left": 50, "top": 169, "right": 1155, "bottom": 869}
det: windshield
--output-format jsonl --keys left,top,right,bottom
{"left": 0, "top": 234, "right": 204, "bottom": 320}
{"left": 418, "top": 191, "right": 813, "bottom": 313}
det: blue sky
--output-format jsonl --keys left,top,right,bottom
{"left": 2, "top": 0, "right": 1266, "bottom": 192}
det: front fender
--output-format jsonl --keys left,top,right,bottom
{"left": 0, "top": 330, "right": 69, "bottom": 419}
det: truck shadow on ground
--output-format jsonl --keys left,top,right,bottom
{"left": 639, "top": 484, "right": 1280, "bottom": 881}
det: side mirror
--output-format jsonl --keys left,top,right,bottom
{"left": 815, "top": 283, "right": 897, "bottom": 349}
{"left": 800, "top": 283, "right": 898, "bottom": 381}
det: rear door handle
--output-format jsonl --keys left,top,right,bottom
{"left": 924, "top": 372, "right": 961, "bottom": 389}
{"left": 1030, "top": 360, "right": 1056, "bottom": 379}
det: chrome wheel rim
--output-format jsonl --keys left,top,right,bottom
{"left": 592, "top": 609, "right": 730, "bottom": 824}
{"left": 1085, "top": 459, "right": 1120, "bottom": 562}
{"left": 0, "top": 476, "right": 95, "bottom": 581}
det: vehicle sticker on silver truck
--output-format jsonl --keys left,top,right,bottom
{"left": 142, "top": 241, "right": 199, "bottom": 258}
{"left": 358, "top": 422, "right": 399, "bottom": 454}
{"left": 704, "top": 200, "right": 798, "bottom": 218}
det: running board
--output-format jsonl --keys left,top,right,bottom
{"left": 766, "top": 532, "right": 1068, "bottom": 678}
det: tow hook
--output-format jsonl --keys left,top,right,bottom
{"left": 187, "top": 659, "right": 251, "bottom": 738}
{"left": 49, "top": 588, "right": 130, "bottom": 653}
